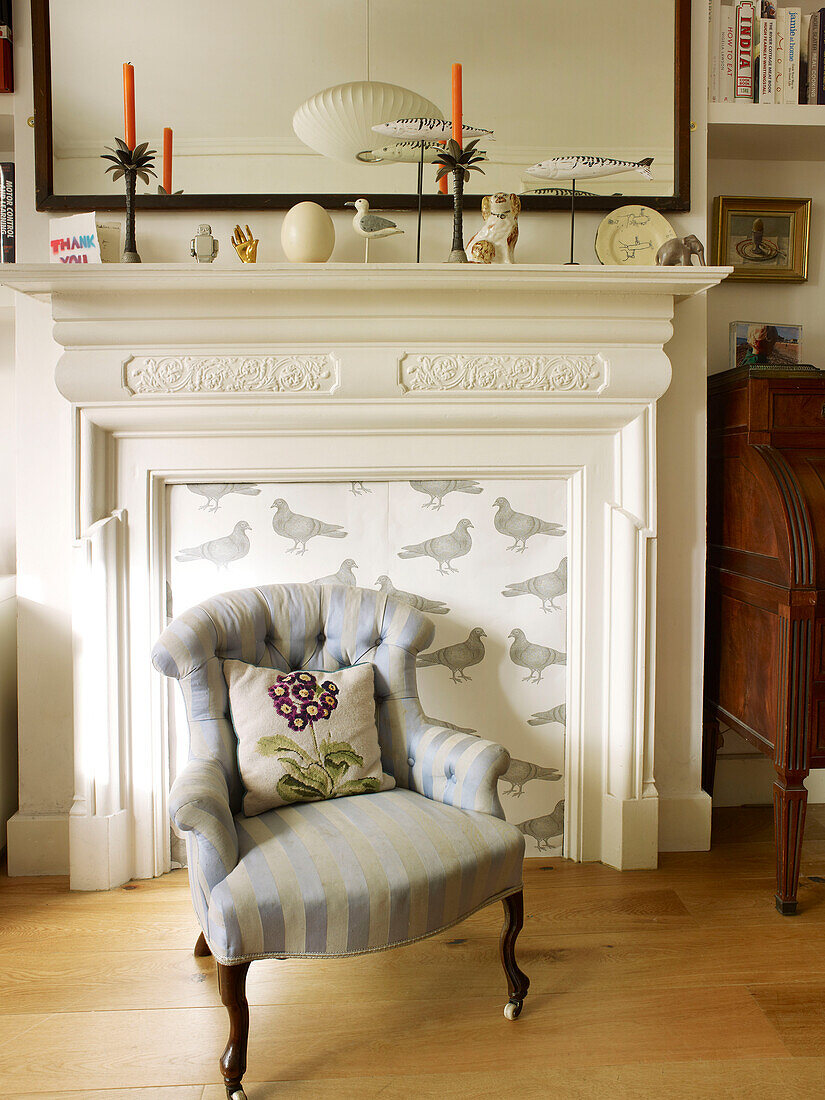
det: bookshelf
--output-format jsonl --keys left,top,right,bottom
{"left": 708, "top": 101, "right": 825, "bottom": 157}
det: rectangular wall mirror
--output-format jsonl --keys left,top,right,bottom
{"left": 32, "top": 0, "right": 690, "bottom": 213}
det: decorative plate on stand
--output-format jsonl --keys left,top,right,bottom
{"left": 594, "top": 205, "right": 677, "bottom": 266}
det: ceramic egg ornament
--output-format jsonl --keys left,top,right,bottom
{"left": 280, "top": 201, "right": 335, "bottom": 262}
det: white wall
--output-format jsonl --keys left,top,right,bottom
{"left": 708, "top": 159, "right": 825, "bottom": 376}
{"left": 0, "top": 306, "right": 13, "bottom": 575}
{"left": 0, "top": 576, "right": 16, "bottom": 849}
{"left": 6, "top": 0, "right": 713, "bottom": 872}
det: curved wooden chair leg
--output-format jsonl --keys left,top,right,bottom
{"left": 218, "top": 961, "right": 251, "bottom": 1099}
{"left": 194, "top": 931, "right": 212, "bottom": 958}
{"left": 500, "top": 890, "right": 530, "bottom": 1019}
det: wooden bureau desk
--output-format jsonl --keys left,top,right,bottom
{"left": 704, "top": 366, "right": 825, "bottom": 913}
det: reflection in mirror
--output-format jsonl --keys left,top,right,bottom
{"left": 44, "top": 0, "right": 683, "bottom": 208}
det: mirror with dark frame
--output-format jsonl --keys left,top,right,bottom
{"left": 31, "top": 0, "right": 690, "bottom": 214}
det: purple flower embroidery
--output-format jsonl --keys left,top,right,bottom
{"left": 273, "top": 698, "right": 297, "bottom": 720}
{"left": 261, "top": 669, "right": 374, "bottom": 805}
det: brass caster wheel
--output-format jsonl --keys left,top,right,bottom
{"left": 227, "top": 1089, "right": 247, "bottom": 1100}
{"left": 504, "top": 998, "right": 523, "bottom": 1020}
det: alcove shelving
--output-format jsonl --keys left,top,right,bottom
{"left": 708, "top": 101, "right": 825, "bottom": 159}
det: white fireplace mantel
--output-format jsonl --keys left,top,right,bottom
{"left": 3, "top": 263, "right": 729, "bottom": 889}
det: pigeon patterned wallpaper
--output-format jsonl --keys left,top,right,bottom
{"left": 166, "top": 478, "right": 568, "bottom": 856}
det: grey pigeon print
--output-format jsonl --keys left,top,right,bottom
{"left": 516, "top": 800, "right": 565, "bottom": 851}
{"left": 502, "top": 557, "right": 567, "bottom": 612}
{"left": 502, "top": 758, "right": 563, "bottom": 798}
{"left": 168, "top": 475, "right": 567, "bottom": 857}
{"left": 493, "top": 497, "right": 565, "bottom": 552}
{"left": 175, "top": 520, "right": 251, "bottom": 569}
{"left": 311, "top": 559, "right": 358, "bottom": 586}
{"left": 270, "top": 498, "right": 347, "bottom": 555}
{"left": 528, "top": 703, "right": 567, "bottom": 728}
{"left": 417, "top": 627, "right": 486, "bottom": 683}
{"left": 186, "top": 483, "right": 260, "bottom": 513}
{"left": 410, "top": 480, "right": 483, "bottom": 510}
{"left": 508, "top": 629, "right": 566, "bottom": 684}
{"left": 423, "top": 712, "right": 477, "bottom": 735}
{"left": 375, "top": 575, "right": 450, "bottom": 615}
{"left": 398, "top": 519, "right": 473, "bottom": 575}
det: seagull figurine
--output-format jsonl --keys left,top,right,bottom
{"left": 345, "top": 198, "right": 404, "bottom": 262}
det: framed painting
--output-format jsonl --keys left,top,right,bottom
{"left": 712, "top": 196, "right": 810, "bottom": 282}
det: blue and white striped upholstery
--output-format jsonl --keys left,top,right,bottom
{"left": 153, "top": 584, "right": 524, "bottom": 964}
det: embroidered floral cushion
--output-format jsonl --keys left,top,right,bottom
{"left": 224, "top": 660, "right": 394, "bottom": 815}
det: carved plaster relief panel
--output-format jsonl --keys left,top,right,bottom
{"left": 124, "top": 354, "right": 338, "bottom": 395}
{"left": 399, "top": 353, "right": 607, "bottom": 394}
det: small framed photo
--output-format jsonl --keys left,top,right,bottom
{"left": 729, "top": 321, "right": 803, "bottom": 368}
{"left": 712, "top": 196, "right": 810, "bottom": 282}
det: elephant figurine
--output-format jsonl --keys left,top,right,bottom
{"left": 655, "top": 234, "right": 705, "bottom": 266}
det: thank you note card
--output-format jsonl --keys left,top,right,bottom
{"left": 49, "top": 213, "right": 120, "bottom": 263}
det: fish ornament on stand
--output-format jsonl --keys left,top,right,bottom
{"left": 525, "top": 155, "right": 654, "bottom": 183}
{"left": 357, "top": 140, "right": 443, "bottom": 164}
{"left": 369, "top": 119, "right": 495, "bottom": 263}
{"left": 525, "top": 154, "right": 655, "bottom": 265}
{"left": 373, "top": 118, "right": 493, "bottom": 141}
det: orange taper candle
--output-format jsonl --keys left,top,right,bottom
{"left": 162, "top": 127, "right": 173, "bottom": 193}
{"left": 123, "top": 62, "right": 136, "bottom": 150}
{"left": 440, "top": 60, "right": 462, "bottom": 194}
{"left": 451, "top": 62, "right": 463, "bottom": 148}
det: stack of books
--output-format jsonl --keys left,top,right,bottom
{"left": 709, "top": 2, "right": 825, "bottom": 104}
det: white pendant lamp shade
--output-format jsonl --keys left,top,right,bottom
{"left": 293, "top": 81, "right": 444, "bottom": 163}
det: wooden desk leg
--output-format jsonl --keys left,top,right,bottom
{"left": 773, "top": 766, "right": 808, "bottom": 915}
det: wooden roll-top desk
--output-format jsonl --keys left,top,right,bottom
{"left": 704, "top": 366, "right": 825, "bottom": 913}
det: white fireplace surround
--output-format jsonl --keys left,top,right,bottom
{"left": 3, "top": 263, "right": 727, "bottom": 890}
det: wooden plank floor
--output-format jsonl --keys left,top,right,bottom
{"left": 5, "top": 805, "right": 825, "bottom": 1098}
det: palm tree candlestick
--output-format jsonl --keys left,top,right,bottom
{"left": 101, "top": 138, "right": 157, "bottom": 262}
{"left": 434, "top": 138, "right": 486, "bottom": 263}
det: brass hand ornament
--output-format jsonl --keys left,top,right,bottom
{"left": 232, "top": 224, "right": 258, "bottom": 263}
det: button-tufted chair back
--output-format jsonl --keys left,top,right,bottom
{"left": 152, "top": 584, "right": 436, "bottom": 812}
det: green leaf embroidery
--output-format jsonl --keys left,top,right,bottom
{"left": 323, "top": 748, "right": 365, "bottom": 769}
{"left": 324, "top": 758, "right": 350, "bottom": 785}
{"left": 334, "top": 777, "right": 382, "bottom": 797}
{"left": 277, "top": 774, "right": 325, "bottom": 803}
{"left": 279, "top": 756, "right": 333, "bottom": 798}
{"left": 320, "top": 739, "right": 360, "bottom": 757}
{"left": 257, "top": 734, "right": 313, "bottom": 763}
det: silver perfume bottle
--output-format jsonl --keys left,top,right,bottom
{"left": 190, "top": 224, "right": 219, "bottom": 263}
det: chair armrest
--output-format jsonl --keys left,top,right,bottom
{"left": 169, "top": 758, "right": 239, "bottom": 889}
{"left": 409, "top": 715, "right": 510, "bottom": 819}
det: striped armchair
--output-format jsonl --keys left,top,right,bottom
{"left": 153, "top": 584, "right": 528, "bottom": 1099}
